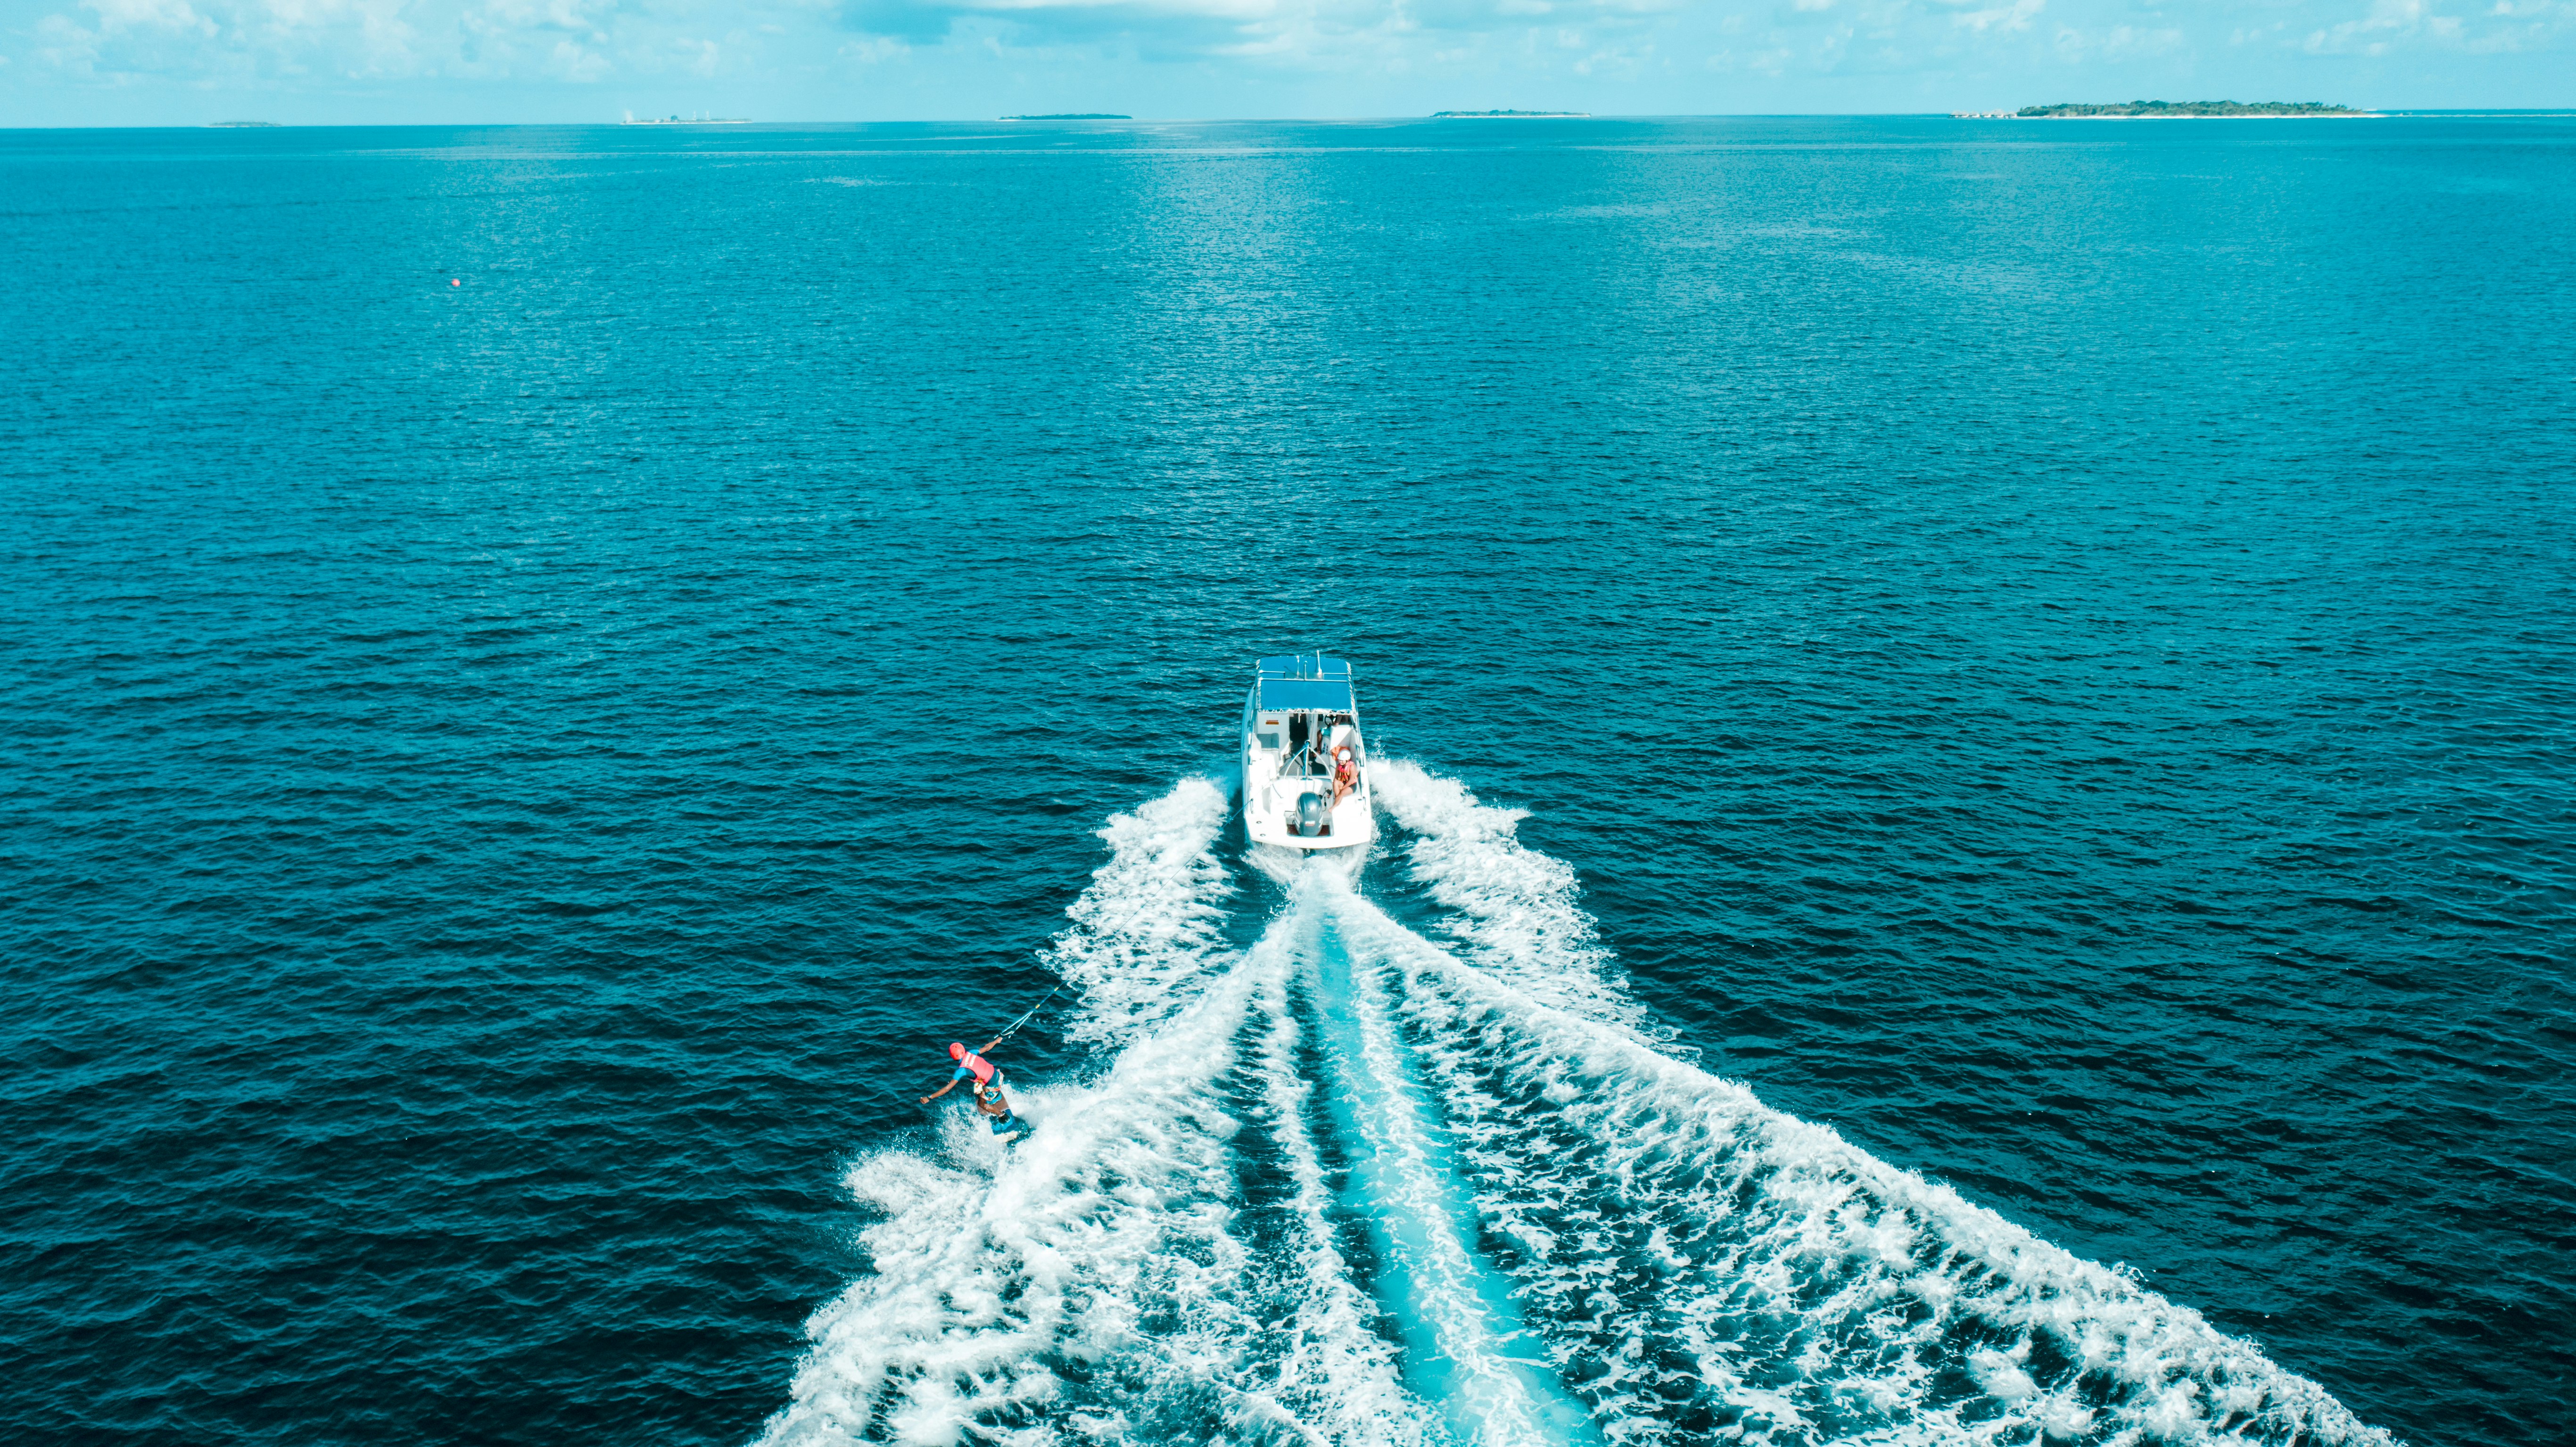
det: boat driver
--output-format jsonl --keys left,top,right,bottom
{"left": 1330, "top": 739, "right": 1360, "bottom": 808}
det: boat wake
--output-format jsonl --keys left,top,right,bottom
{"left": 755, "top": 768, "right": 2393, "bottom": 1447}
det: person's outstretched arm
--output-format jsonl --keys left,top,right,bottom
{"left": 920, "top": 1077, "right": 960, "bottom": 1104}
{"left": 977, "top": 1033, "right": 1008, "bottom": 1057}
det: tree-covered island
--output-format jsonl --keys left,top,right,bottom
{"left": 1431, "top": 110, "right": 1591, "bottom": 118}
{"left": 2019, "top": 100, "right": 2370, "bottom": 117}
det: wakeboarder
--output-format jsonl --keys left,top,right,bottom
{"left": 921, "top": 1034, "right": 1027, "bottom": 1143}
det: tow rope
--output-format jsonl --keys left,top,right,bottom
{"left": 986, "top": 980, "right": 1067, "bottom": 1049}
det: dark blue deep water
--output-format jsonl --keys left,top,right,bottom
{"left": 2, "top": 117, "right": 2570, "bottom": 1447}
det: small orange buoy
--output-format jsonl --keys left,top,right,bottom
{"left": 450, "top": 279, "right": 461, "bottom": 287}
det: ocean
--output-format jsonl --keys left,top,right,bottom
{"left": 1, "top": 115, "right": 2569, "bottom": 1447}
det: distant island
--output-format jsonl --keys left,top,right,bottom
{"left": 206, "top": 121, "right": 278, "bottom": 128}
{"left": 2018, "top": 100, "right": 2370, "bottom": 118}
{"left": 1001, "top": 114, "right": 1130, "bottom": 120}
{"left": 1432, "top": 110, "right": 1590, "bottom": 119}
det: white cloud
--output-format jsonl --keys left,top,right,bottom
{"left": 2050, "top": 18, "right": 2183, "bottom": 54}
{"left": 86, "top": 0, "right": 213, "bottom": 31}
{"left": 1950, "top": 0, "right": 2042, "bottom": 32}
{"left": 2303, "top": 0, "right": 2447, "bottom": 47}
{"left": 25, "top": 0, "right": 786, "bottom": 81}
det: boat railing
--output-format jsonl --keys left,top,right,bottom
{"left": 1262, "top": 740, "right": 1336, "bottom": 781}
{"left": 1288, "top": 743, "right": 1368, "bottom": 783}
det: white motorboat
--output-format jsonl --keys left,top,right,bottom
{"left": 1242, "top": 653, "right": 1375, "bottom": 850}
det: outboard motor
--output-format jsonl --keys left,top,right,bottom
{"left": 1296, "top": 791, "right": 1328, "bottom": 837}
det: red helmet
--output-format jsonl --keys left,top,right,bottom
{"left": 949, "top": 1042, "right": 967, "bottom": 1060}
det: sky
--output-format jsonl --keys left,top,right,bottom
{"left": 0, "top": 0, "right": 2567, "bottom": 124}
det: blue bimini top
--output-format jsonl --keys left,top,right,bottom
{"left": 1255, "top": 654, "right": 1355, "bottom": 710}
{"left": 1257, "top": 677, "right": 1353, "bottom": 709}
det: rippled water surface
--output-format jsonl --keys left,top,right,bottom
{"left": 3, "top": 117, "right": 2571, "bottom": 1447}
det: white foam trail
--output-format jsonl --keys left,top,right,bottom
{"left": 1351, "top": 767, "right": 2393, "bottom": 1447}
{"left": 1369, "top": 760, "right": 1651, "bottom": 1036}
{"left": 1041, "top": 777, "right": 1235, "bottom": 1044}
{"left": 758, "top": 782, "right": 1426, "bottom": 1447}
{"left": 757, "top": 779, "right": 1255, "bottom": 1446}
{"left": 759, "top": 764, "right": 2388, "bottom": 1447}
{"left": 756, "top": 964, "right": 1267, "bottom": 1446}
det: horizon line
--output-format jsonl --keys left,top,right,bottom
{"left": 14, "top": 107, "right": 2576, "bottom": 131}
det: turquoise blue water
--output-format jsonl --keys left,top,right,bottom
{"left": 2, "top": 117, "right": 2570, "bottom": 1447}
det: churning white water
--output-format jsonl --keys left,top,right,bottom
{"left": 756, "top": 769, "right": 2392, "bottom": 1447}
